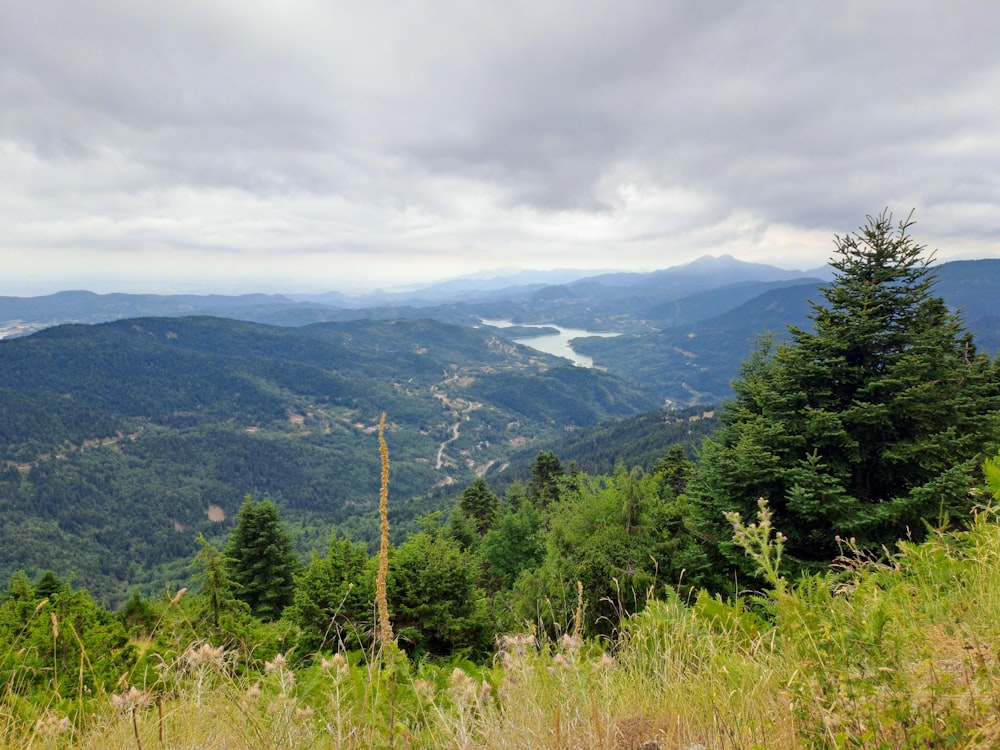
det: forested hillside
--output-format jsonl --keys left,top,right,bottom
{"left": 0, "top": 316, "right": 656, "bottom": 603}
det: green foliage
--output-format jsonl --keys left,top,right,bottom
{"left": 527, "top": 450, "right": 565, "bottom": 509}
{"left": 480, "top": 486, "right": 544, "bottom": 590}
{"left": 496, "top": 407, "right": 717, "bottom": 488}
{"left": 724, "top": 497, "right": 788, "bottom": 593}
{"left": 457, "top": 477, "right": 499, "bottom": 536}
{"left": 224, "top": 497, "right": 301, "bottom": 621}
{"left": 0, "top": 574, "right": 136, "bottom": 701}
{"left": 516, "top": 469, "right": 673, "bottom": 637}
{"left": 289, "top": 534, "right": 373, "bottom": 655}
{"left": 0, "top": 314, "right": 658, "bottom": 603}
{"left": 692, "top": 211, "right": 1000, "bottom": 574}
{"left": 655, "top": 443, "right": 692, "bottom": 496}
{"left": 191, "top": 534, "right": 238, "bottom": 629}
{"left": 118, "top": 589, "right": 157, "bottom": 636}
{"left": 4, "top": 459, "right": 1000, "bottom": 746}
{"left": 386, "top": 531, "right": 492, "bottom": 658}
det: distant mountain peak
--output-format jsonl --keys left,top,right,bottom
{"left": 680, "top": 254, "right": 739, "bottom": 266}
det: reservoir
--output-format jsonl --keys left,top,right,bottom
{"left": 480, "top": 318, "right": 620, "bottom": 368}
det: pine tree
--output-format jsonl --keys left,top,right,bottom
{"left": 223, "top": 497, "right": 300, "bottom": 621}
{"left": 458, "top": 477, "right": 499, "bottom": 536}
{"left": 692, "top": 211, "right": 999, "bottom": 571}
{"left": 528, "top": 451, "right": 565, "bottom": 509}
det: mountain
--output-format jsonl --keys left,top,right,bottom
{"left": 0, "top": 256, "right": 827, "bottom": 337}
{"left": 0, "top": 316, "right": 657, "bottom": 603}
{"left": 288, "top": 268, "right": 615, "bottom": 307}
{"left": 644, "top": 278, "right": 826, "bottom": 328}
{"left": 574, "top": 258, "right": 1000, "bottom": 405}
{"left": 3, "top": 257, "right": 999, "bottom": 407}
{"left": 567, "top": 255, "right": 816, "bottom": 300}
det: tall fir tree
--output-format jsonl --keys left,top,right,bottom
{"left": 224, "top": 496, "right": 300, "bottom": 621}
{"left": 458, "top": 477, "right": 500, "bottom": 536}
{"left": 527, "top": 451, "right": 565, "bottom": 509}
{"left": 691, "top": 211, "right": 999, "bottom": 574}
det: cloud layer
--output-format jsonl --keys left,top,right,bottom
{"left": 3, "top": 1, "right": 999, "bottom": 293}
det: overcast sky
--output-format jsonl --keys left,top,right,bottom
{"left": 2, "top": 1, "right": 999, "bottom": 295}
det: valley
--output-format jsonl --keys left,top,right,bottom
{"left": 2, "top": 254, "right": 999, "bottom": 603}
{"left": 479, "top": 317, "right": 621, "bottom": 367}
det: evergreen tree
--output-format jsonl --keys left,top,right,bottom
{"left": 458, "top": 477, "right": 499, "bottom": 535}
{"left": 224, "top": 497, "right": 300, "bottom": 621}
{"left": 480, "top": 485, "right": 544, "bottom": 589}
{"left": 192, "top": 534, "right": 238, "bottom": 629}
{"left": 35, "top": 570, "right": 68, "bottom": 601}
{"left": 655, "top": 444, "right": 692, "bottom": 497}
{"left": 692, "top": 211, "right": 999, "bottom": 571}
{"left": 387, "top": 531, "right": 492, "bottom": 657}
{"left": 289, "top": 533, "right": 372, "bottom": 654}
{"left": 446, "top": 506, "right": 480, "bottom": 551}
{"left": 514, "top": 468, "right": 681, "bottom": 637}
{"left": 528, "top": 451, "right": 565, "bottom": 509}
{"left": 118, "top": 589, "right": 157, "bottom": 636}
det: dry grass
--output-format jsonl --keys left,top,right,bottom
{"left": 9, "top": 507, "right": 1000, "bottom": 749}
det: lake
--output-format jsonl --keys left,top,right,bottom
{"left": 479, "top": 318, "right": 620, "bottom": 368}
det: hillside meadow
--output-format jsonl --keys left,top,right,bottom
{"left": 5, "top": 471, "right": 1000, "bottom": 749}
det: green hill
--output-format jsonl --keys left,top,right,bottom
{"left": 0, "top": 316, "right": 657, "bottom": 603}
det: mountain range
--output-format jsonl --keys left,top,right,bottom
{"left": 4, "top": 254, "right": 997, "bottom": 404}
{"left": 2, "top": 253, "right": 999, "bottom": 602}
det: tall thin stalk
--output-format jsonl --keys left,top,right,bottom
{"left": 376, "top": 413, "right": 394, "bottom": 649}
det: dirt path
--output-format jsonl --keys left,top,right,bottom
{"left": 435, "top": 419, "right": 461, "bottom": 469}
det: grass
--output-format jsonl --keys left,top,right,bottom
{"left": 5, "top": 502, "right": 1000, "bottom": 748}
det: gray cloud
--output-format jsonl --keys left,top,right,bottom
{"left": 2, "top": 0, "right": 1000, "bottom": 293}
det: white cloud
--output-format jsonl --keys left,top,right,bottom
{"left": 2, "top": 1, "right": 1000, "bottom": 294}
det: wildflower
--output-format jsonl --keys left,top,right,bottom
{"left": 111, "top": 686, "right": 152, "bottom": 713}
{"left": 35, "top": 712, "right": 71, "bottom": 735}
{"left": 499, "top": 633, "right": 535, "bottom": 656}
{"left": 594, "top": 652, "right": 617, "bottom": 671}
{"left": 560, "top": 633, "right": 582, "bottom": 652}
{"left": 183, "top": 642, "right": 226, "bottom": 670}
{"left": 294, "top": 706, "right": 314, "bottom": 720}
{"left": 413, "top": 678, "right": 436, "bottom": 701}
{"left": 264, "top": 652, "right": 288, "bottom": 675}
{"left": 551, "top": 653, "right": 570, "bottom": 670}
{"left": 247, "top": 682, "right": 262, "bottom": 697}
{"left": 320, "top": 652, "right": 348, "bottom": 678}
{"left": 449, "top": 667, "right": 477, "bottom": 703}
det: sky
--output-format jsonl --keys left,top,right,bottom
{"left": 2, "top": 1, "right": 1000, "bottom": 295}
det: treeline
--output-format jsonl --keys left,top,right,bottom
{"left": 0, "top": 448, "right": 701, "bottom": 705}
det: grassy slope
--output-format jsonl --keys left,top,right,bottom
{"left": 9, "top": 502, "right": 1000, "bottom": 749}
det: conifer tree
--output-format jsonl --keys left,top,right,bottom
{"left": 528, "top": 451, "right": 565, "bottom": 509}
{"left": 223, "top": 496, "right": 300, "bottom": 621}
{"left": 387, "top": 530, "right": 491, "bottom": 656}
{"left": 458, "top": 477, "right": 499, "bottom": 536}
{"left": 289, "top": 533, "right": 372, "bottom": 654}
{"left": 692, "top": 211, "right": 999, "bottom": 571}
{"left": 192, "top": 534, "right": 237, "bottom": 628}
{"left": 480, "top": 485, "right": 544, "bottom": 589}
